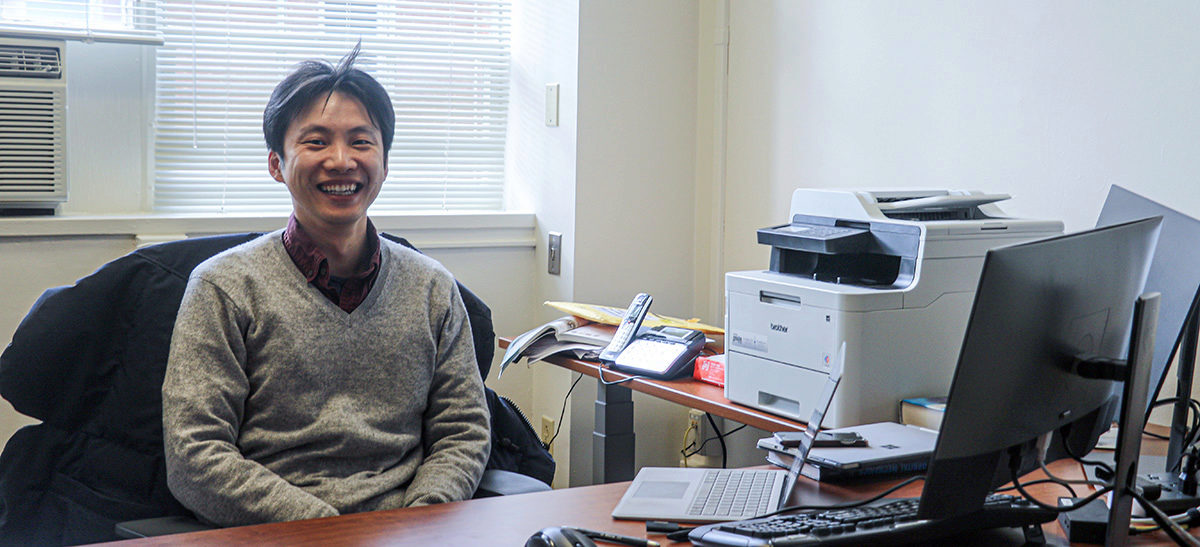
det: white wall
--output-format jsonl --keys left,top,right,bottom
{"left": 565, "top": 0, "right": 705, "bottom": 484}
{"left": 502, "top": 0, "right": 581, "bottom": 487}
{"left": 718, "top": 1, "right": 1200, "bottom": 426}
{"left": 501, "top": 0, "right": 715, "bottom": 487}
{"left": 721, "top": 1, "right": 1200, "bottom": 274}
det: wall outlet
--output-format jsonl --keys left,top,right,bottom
{"left": 688, "top": 409, "right": 705, "bottom": 434}
{"left": 688, "top": 409, "right": 727, "bottom": 458}
{"left": 541, "top": 415, "right": 556, "bottom": 455}
{"left": 686, "top": 409, "right": 706, "bottom": 462}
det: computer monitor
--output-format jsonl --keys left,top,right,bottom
{"left": 916, "top": 216, "right": 1162, "bottom": 520}
{"left": 1096, "top": 185, "right": 1200, "bottom": 471}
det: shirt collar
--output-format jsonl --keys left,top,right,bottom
{"left": 282, "top": 215, "right": 381, "bottom": 283}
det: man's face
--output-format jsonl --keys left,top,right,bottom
{"left": 268, "top": 91, "right": 387, "bottom": 232}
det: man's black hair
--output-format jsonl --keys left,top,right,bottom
{"left": 263, "top": 43, "right": 394, "bottom": 158}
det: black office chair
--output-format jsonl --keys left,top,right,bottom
{"left": 0, "top": 233, "right": 552, "bottom": 545}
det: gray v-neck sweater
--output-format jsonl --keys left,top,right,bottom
{"left": 162, "top": 230, "right": 489, "bottom": 527}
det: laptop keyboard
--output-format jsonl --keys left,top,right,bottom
{"left": 687, "top": 469, "right": 778, "bottom": 518}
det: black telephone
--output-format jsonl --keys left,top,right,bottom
{"left": 609, "top": 325, "right": 706, "bottom": 380}
{"left": 600, "top": 293, "right": 706, "bottom": 380}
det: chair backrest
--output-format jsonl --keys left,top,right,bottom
{"left": 0, "top": 233, "right": 257, "bottom": 545}
{"left": 0, "top": 232, "right": 547, "bottom": 545}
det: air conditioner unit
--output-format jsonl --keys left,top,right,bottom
{"left": 0, "top": 37, "right": 66, "bottom": 214}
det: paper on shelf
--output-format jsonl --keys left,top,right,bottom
{"left": 543, "top": 300, "right": 724, "bottom": 335}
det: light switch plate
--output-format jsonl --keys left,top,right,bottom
{"left": 548, "top": 232, "right": 562, "bottom": 275}
{"left": 545, "top": 83, "right": 559, "bottom": 127}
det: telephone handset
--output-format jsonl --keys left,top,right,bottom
{"left": 599, "top": 293, "right": 653, "bottom": 363}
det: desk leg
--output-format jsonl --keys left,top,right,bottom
{"left": 593, "top": 382, "right": 635, "bottom": 484}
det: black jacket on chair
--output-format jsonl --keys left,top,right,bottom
{"left": 0, "top": 232, "right": 551, "bottom": 545}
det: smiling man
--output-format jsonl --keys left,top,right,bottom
{"left": 161, "top": 46, "right": 490, "bottom": 527}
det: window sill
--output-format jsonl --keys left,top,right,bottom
{"left": 0, "top": 211, "right": 536, "bottom": 250}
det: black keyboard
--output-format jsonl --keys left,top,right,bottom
{"left": 687, "top": 494, "right": 1056, "bottom": 546}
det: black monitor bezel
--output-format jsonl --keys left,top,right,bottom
{"left": 916, "top": 216, "right": 1161, "bottom": 520}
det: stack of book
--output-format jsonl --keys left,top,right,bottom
{"left": 757, "top": 422, "right": 936, "bottom": 482}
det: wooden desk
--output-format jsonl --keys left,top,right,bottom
{"left": 500, "top": 338, "right": 802, "bottom": 484}
{"left": 107, "top": 460, "right": 1187, "bottom": 546}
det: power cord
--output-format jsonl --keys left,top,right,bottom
{"left": 1146, "top": 397, "right": 1200, "bottom": 445}
{"left": 545, "top": 373, "right": 583, "bottom": 448}
{"left": 708, "top": 413, "right": 728, "bottom": 469}
{"left": 1129, "top": 487, "right": 1200, "bottom": 546}
{"left": 680, "top": 419, "right": 747, "bottom": 463}
{"left": 1130, "top": 507, "right": 1200, "bottom": 535}
{"left": 1007, "top": 454, "right": 1114, "bottom": 513}
{"left": 596, "top": 366, "right": 649, "bottom": 386}
{"left": 1059, "top": 422, "right": 1115, "bottom": 478}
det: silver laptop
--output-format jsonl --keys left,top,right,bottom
{"left": 611, "top": 344, "right": 845, "bottom": 522}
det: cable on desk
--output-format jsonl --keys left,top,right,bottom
{"left": 1129, "top": 487, "right": 1200, "bottom": 546}
{"left": 1059, "top": 422, "right": 1115, "bottom": 478}
{"left": 1130, "top": 507, "right": 1200, "bottom": 536}
{"left": 1007, "top": 454, "right": 1113, "bottom": 514}
{"left": 1145, "top": 397, "right": 1200, "bottom": 475}
{"left": 1146, "top": 397, "right": 1200, "bottom": 449}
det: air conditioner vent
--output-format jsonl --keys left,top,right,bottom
{"left": 0, "top": 38, "right": 66, "bottom": 211}
{"left": 0, "top": 44, "right": 62, "bottom": 79}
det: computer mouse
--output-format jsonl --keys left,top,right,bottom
{"left": 525, "top": 526, "right": 597, "bottom": 547}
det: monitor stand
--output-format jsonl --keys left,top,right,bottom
{"left": 1061, "top": 294, "right": 1160, "bottom": 545}
{"left": 1105, "top": 293, "right": 1159, "bottom": 546}
{"left": 1140, "top": 297, "right": 1200, "bottom": 513}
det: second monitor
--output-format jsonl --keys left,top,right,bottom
{"left": 918, "top": 216, "right": 1162, "bottom": 520}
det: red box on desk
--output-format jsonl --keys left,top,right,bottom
{"left": 694, "top": 354, "right": 725, "bottom": 387}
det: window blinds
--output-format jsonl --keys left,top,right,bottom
{"left": 0, "top": 1, "right": 161, "bottom": 45}
{"left": 153, "top": 0, "right": 510, "bottom": 214}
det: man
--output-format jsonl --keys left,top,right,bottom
{"left": 162, "top": 46, "right": 490, "bottom": 527}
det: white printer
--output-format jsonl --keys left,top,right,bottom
{"left": 724, "top": 189, "right": 1063, "bottom": 428}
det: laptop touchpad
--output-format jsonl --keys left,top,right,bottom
{"left": 635, "top": 481, "right": 690, "bottom": 498}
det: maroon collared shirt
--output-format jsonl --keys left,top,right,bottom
{"left": 282, "top": 215, "right": 382, "bottom": 313}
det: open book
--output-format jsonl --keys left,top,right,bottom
{"left": 498, "top": 317, "right": 617, "bottom": 377}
